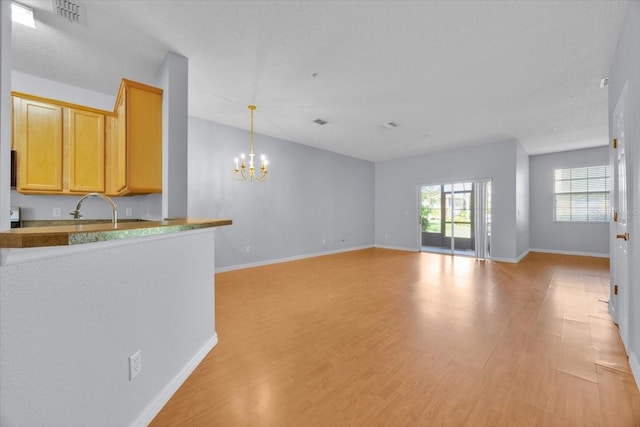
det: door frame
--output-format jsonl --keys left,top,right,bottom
{"left": 610, "top": 81, "right": 630, "bottom": 345}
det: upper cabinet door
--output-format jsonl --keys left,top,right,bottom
{"left": 125, "top": 83, "right": 163, "bottom": 194}
{"left": 14, "top": 97, "right": 64, "bottom": 192}
{"left": 67, "top": 108, "right": 105, "bottom": 193}
{"left": 105, "top": 95, "right": 127, "bottom": 195}
{"left": 105, "top": 80, "right": 163, "bottom": 196}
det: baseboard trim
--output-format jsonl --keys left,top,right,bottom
{"left": 630, "top": 352, "right": 640, "bottom": 392}
{"left": 374, "top": 245, "right": 418, "bottom": 252}
{"left": 609, "top": 301, "right": 618, "bottom": 324}
{"left": 517, "top": 249, "right": 531, "bottom": 262}
{"left": 529, "top": 248, "right": 610, "bottom": 258}
{"left": 130, "top": 333, "right": 218, "bottom": 427}
{"left": 490, "top": 256, "right": 519, "bottom": 263}
{"left": 216, "top": 247, "right": 609, "bottom": 272}
{"left": 216, "top": 245, "right": 375, "bottom": 273}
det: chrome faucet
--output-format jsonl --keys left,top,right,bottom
{"left": 70, "top": 193, "right": 118, "bottom": 225}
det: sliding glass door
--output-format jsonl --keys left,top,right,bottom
{"left": 420, "top": 180, "right": 491, "bottom": 258}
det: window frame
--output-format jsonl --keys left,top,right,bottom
{"left": 553, "top": 164, "right": 610, "bottom": 223}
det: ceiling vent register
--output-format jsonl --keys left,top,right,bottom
{"left": 51, "top": 0, "right": 86, "bottom": 25}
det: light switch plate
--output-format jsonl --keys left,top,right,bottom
{"left": 129, "top": 350, "right": 141, "bottom": 380}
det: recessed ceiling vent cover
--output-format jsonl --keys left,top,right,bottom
{"left": 51, "top": 0, "right": 86, "bottom": 25}
{"left": 313, "top": 118, "right": 328, "bottom": 126}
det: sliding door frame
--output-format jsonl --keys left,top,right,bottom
{"left": 416, "top": 178, "right": 492, "bottom": 257}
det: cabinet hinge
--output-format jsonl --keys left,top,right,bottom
{"left": 613, "top": 138, "right": 618, "bottom": 149}
{"left": 613, "top": 211, "right": 618, "bottom": 222}
{"left": 614, "top": 285, "right": 618, "bottom": 295}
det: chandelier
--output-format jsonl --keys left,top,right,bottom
{"left": 234, "top": 105, "right": 268, "bottom": 182}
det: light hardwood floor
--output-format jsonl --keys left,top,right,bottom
{"left": 151, "top": 249, "right": 640, "bottom": 426}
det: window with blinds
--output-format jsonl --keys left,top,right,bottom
{"left": 554, "top": 165, "right": 610, "bottom": 222}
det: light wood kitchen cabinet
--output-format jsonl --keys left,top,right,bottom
{"left": 105, "top": 79, "right": 162, "bottom": 196}
{"left": 66, "top": 108, "right": 105, "bottom": 193}
{"left": 12, "top": 94, "right": 107, "bottom": 194}
{"left": 13, "top": 96, "right": 64, "bottom": 192}
{"left": 12, "top": 78, "right": 162, "bottom": 197}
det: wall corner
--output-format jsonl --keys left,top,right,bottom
{"left": 155, "top": 51, "right": 189, "bottom": 219}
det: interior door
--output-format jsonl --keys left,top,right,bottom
{"left": 613, "top": 83, "right": 629, "bottom": 345}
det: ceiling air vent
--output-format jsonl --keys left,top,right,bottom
{"left": 313, "top": 118, "right": 328, "bottom": 126}
{"left": 381, "top": 121, "right": 399, "bottom": 129}
{"left": 51, "top": 0, "right": 86, "bottom": 25}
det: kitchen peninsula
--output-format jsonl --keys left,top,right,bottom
{"left": 0, "top": 218, "right": 232, "bottom": 248}
{"left": 0, "top": 218, "right": 231, "bottom": 426}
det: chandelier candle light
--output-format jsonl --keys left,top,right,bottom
{"left": 234, "top": 105, "right": 269, "bottom": 182}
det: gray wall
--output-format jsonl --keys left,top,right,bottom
{"left": 516, "top": 143, "right": 530, "bottom": 258}
{"left": 155, "top": 52, "right": 189, "bottom": 219}
{"left": 374, "top": 140, "right": 522, "bottom": 261}
{"left": 188, "top": 117, "right": 375, "bottom": 270}
{"left": 11, "top": 190, "right": 147, "bottom": 221}
{"left": 12, "top": 71, "right": 115, "bottom": 110}
{"left": 608, "top": 0, "right": 640, "bottom": 388}
{"left": 529, "top": 146, "right": 609, "bottom": 256}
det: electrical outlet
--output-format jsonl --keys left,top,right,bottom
{"left": 322, "top": 237, "right": 326, "bottom": 245}
{"left": 129, "top": 351, "right": 141, "bottom": 380}
{"left": 52, "top": 207, "right": 61, "bottom": 217}
{"left": 125, "top": 208, "right": 133, "bottom": 217}
{"left": 245, "top": 246, "right": 251, "bottom": 253}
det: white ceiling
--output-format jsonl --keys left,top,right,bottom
{"left": 11, "top": 0, "right": 627, "bottom": 162}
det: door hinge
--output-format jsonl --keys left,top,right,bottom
{"left": 613, "top": 138, "right": 618, "bottom": 149}
{"left": 613, "top": 211, "right": 618, "bottom": 222}
{"left": 614, "top": 285, "right": 618, "bottom": 295}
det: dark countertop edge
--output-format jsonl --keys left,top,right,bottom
{"left": 0, "top": 219, "right": 232, "bottom": 248}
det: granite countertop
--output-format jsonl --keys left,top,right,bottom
{"left": 0, "top": 218, "right": 232, "bottom": 248}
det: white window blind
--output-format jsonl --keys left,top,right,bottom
{"left": 554, "top": 165, "right": 610, "bottom": 222}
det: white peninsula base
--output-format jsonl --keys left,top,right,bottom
{"left": 1, "top": 228, "right": 218, "bottom": 426}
